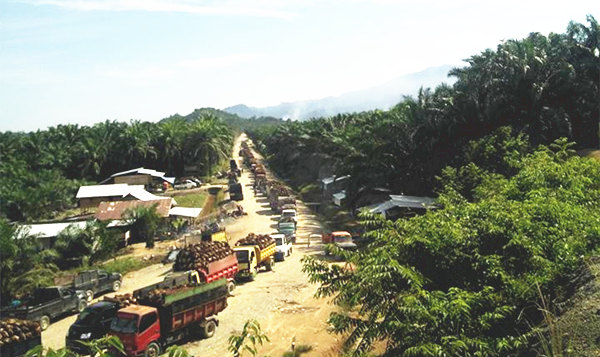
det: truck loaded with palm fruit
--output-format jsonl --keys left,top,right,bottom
{"left": 233, "top": 234, "right": 276, "bottom": 280}
{"left": 169, "top": 241, "right": 239, "bottom": 295}
{"left": 0, "top": 319, "right": 42, "bottom": 357}
{"left": 110, "top": 279, "right": 228, "bottom": 357}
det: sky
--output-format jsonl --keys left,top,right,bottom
{"left": 0, "top": 0, "right": 597, "bottom": 132}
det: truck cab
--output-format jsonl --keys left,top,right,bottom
{"left": 66, "top": 301, "right": 120, "bottom": 354}
{"left": 272, "top": 233, "right": 292, "bottom": 261}
{"left": 110, "top": 305, "right": 160, "bottom": 357}
{"left": 234, "top": 247, "right": 258, "bottom": 279}
{"left": 281, "top": 209, "right": 297, "bottom": 223}
{"left": 322, "top": 231, "right": 357, "bottom": 255}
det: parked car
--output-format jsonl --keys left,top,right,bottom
{"left": 72, "top": 270, "right": 122, "bottom": 302}
{"left": 2, "top": 286, "right": 87, "bottom": 330}
{"left": 66, "top": 300, "right": 120, "bottom": 354}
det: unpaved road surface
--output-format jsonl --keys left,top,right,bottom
{"left": 42, "top": 133, "right": 340, "bottom": 356}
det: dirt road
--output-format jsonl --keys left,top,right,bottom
{"left": 43, "top": 133, "right": 339, "bottom": 356}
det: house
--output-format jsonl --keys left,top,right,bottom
{"left": 20, "top": 221, "right": 89, "bottom": 249}
{"left": 76, "top": 184, "right": 172, "bottom": 210}
{"left": 332, "top": 191, "right": 347, "bottom": 206}
{"left": 321, "top": 175, "right": 350, "bottom": 199}
{"left": 99, "top": 167, "right": 175, "bottom": 191}
{"left": 360, "top": 194, "right": 437, "bottom": 220}
{"left": 94, "top": 199, "right": 174, "bottom": 221}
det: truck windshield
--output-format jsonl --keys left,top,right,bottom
{"left": 76, "top": 309, "right": 100, "bottom": 325}
{"left": 111, "top": 315, "right": 137, "bottom": 333}
{"left": 235, "top": 250, "right": 249, "bottom": 263}
{"left": 275, "top": 238, "right": 283, "bottom": 246}
{"left": 334, "top": 235, "right": 352, "bottom": 243}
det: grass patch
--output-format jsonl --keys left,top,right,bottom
{"left": 100, "top": 257, "right": 157, "bottom": 275}
{"left": 172, "top": 192, "right": 208, "bottom": 208}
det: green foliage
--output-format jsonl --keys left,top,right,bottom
{"left": 302, "top": 142, "right": 600, "bottom": 356}
{"left": 124, "top": 204, "right": 161, "bottom": 248}
{"left": 0, "top": 113, "right": 233, "bottom": 222}
{"left": 250, "top": 16, "right": 599, "bottom": 208}
{"left": 228, "top": 320, "right": 270, "bottom": 357}
{"left": 25, "top": 335, "right": 124, "bottom": 357}
{"left": 100, "top": 256, "right": 156, "bottom": 275}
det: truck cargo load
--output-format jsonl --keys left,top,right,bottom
{"left": 111, "top": 279, "right": 228, "bottom": 357}
{"left": 0, "top": 319, "right": 42, "bottom": 357}
{"left": 233, "top": 234, "right": 276, "bottom": 280}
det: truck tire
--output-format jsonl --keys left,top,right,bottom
{"left": 112, "top": 280, "right": 121, "bottom": 292}
{"left": 227, "top": 281, "right": 236, "bottom": 296}
{"left": 265, "top": 258, "right": 273, "bottom": 271}
{"left": 201, "top": 320, "right": 217, "bottom": 338}
{"left": 77, "top": 300, "right": 87, "bottom": 312}
{"left": 39, "top": 315, "right": 50, "bottom": 331}
{"left": 85, "top": 289, "right": 94, "bottom": 302}
{"left": 144, "top": 342, "right": 161, "bottom": 357}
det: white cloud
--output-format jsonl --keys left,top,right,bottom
{"left": 20, "top": 0, "right": 296, "bottom": 19}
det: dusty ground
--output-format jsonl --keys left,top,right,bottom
{"left": 43, "top": 133, "right": 340, "bottom": 356}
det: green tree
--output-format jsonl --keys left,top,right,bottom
{"left": 125, "top": 205, "right": 161, "bottom": 248}
{"left": 303, "top": 141, "right": 600, "bottom": 356}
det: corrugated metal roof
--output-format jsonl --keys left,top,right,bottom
{"left": 127, "top": 187, "right": 171, "bottom": 202}
{"left": 110, "top": 167, "right": 166, "bottom": 178}
{"left": 168, "top": 206, "right": 202, "bottom": 218}
{"left": 95, "top": 199, "right": 172, "bottom": 220}
{"left": 321, "top": 175, "right": 351, "bottom": 185}
{"left": 365, "top": 194, "right": 437, "bottom": 214}
{"left": 76, "top": 184, "right": 143, "bottom": 199}
{"left": 21, "top": 221, "right": 89, "bottom": 238}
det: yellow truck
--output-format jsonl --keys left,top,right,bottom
{"left": 233, "top": 241, "right": 276, "bottom": 280}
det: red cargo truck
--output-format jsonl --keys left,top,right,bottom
{"left": 110, "top": 279, "right": 228, "bottom": 357}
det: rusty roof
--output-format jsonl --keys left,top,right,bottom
{"left": 95, "top": 199, "right": 172, "bottom": 220}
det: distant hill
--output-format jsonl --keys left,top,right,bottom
{"left": 224, "top": 65, "right": 455, "bottom": 120}
{"left": 160, "top": 107, "right": 241, "bottom": 123}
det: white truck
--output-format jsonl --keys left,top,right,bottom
{"left": 281, "top": 209, "right": 297, "bottom": 223}
{"left": 271, "top": 233, "right": 293, "bottom": 261}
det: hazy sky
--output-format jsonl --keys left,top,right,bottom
{"left": 0, "top": 0, "right": 597, "bottom": 131}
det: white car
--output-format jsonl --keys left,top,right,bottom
{"left": 272, "top": 233, "right": 292, "bottom": 261}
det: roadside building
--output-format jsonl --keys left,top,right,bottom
{"left": 359, "top": 194, "right": 437, "bottom": 220}
{"left": 320, "top": 175, "right": 350, "bottom": 200}
{"left": 20, "top": 221, "right": 88, "bottom": 249}
{"left": 76, "top": 184, "right": 172, "bottom": 211}
{"left": 99, "top": 167, "right": 175, "bottom": 192}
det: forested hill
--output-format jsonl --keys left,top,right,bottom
{"left": 248, "top": 16, "right": 600, "bottom": 207}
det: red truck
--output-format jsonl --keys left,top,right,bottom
{"left": 170, "top": 252, "right": 239, "bottom": 295}
{"left": 110, "top": 279, "right": 228, "bottom": 357}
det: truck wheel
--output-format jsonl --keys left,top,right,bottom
{"left": 85, "top": 289, "right": 94, "bottom": 302}
{"left": 112, "top": 280, "right": 121, "bottom": 292}
{"left": 227, "top": 281, "right": 236, "bottom": 296}
{"left": 39, "top": 316, "right": 50, "bottom": 331}
{"left": 201, "top": 320, "right": 217, "bottom": 338}
{"left": 145, "top": 342, "right": 161, "bottom": 357}
{"left": 77, "top": 300, "right": 87, "bottom": 312}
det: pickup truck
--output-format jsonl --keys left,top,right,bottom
{"left": 65, "top": 300, "right": 120, "bottom": 354}
{"left": 272, "top": 233, "right": 292, "bottom": 261}
{"left": 322, "top": 231, "right": 357, "bottom": 255}
{"left": 72, "top": 269, "right": 122, "bottom": 302}
{"left": 281, "top": 209, "right": 297, "bottom": 223}
{"left": 111, "top": 279, "right": 228, "bottom": 357}
{"left": 2, "top": 287, "right": 87, "bottom": 330}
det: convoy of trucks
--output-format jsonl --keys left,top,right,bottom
{"left": 3, "top": 139, "right": 358, "bottom": 356}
